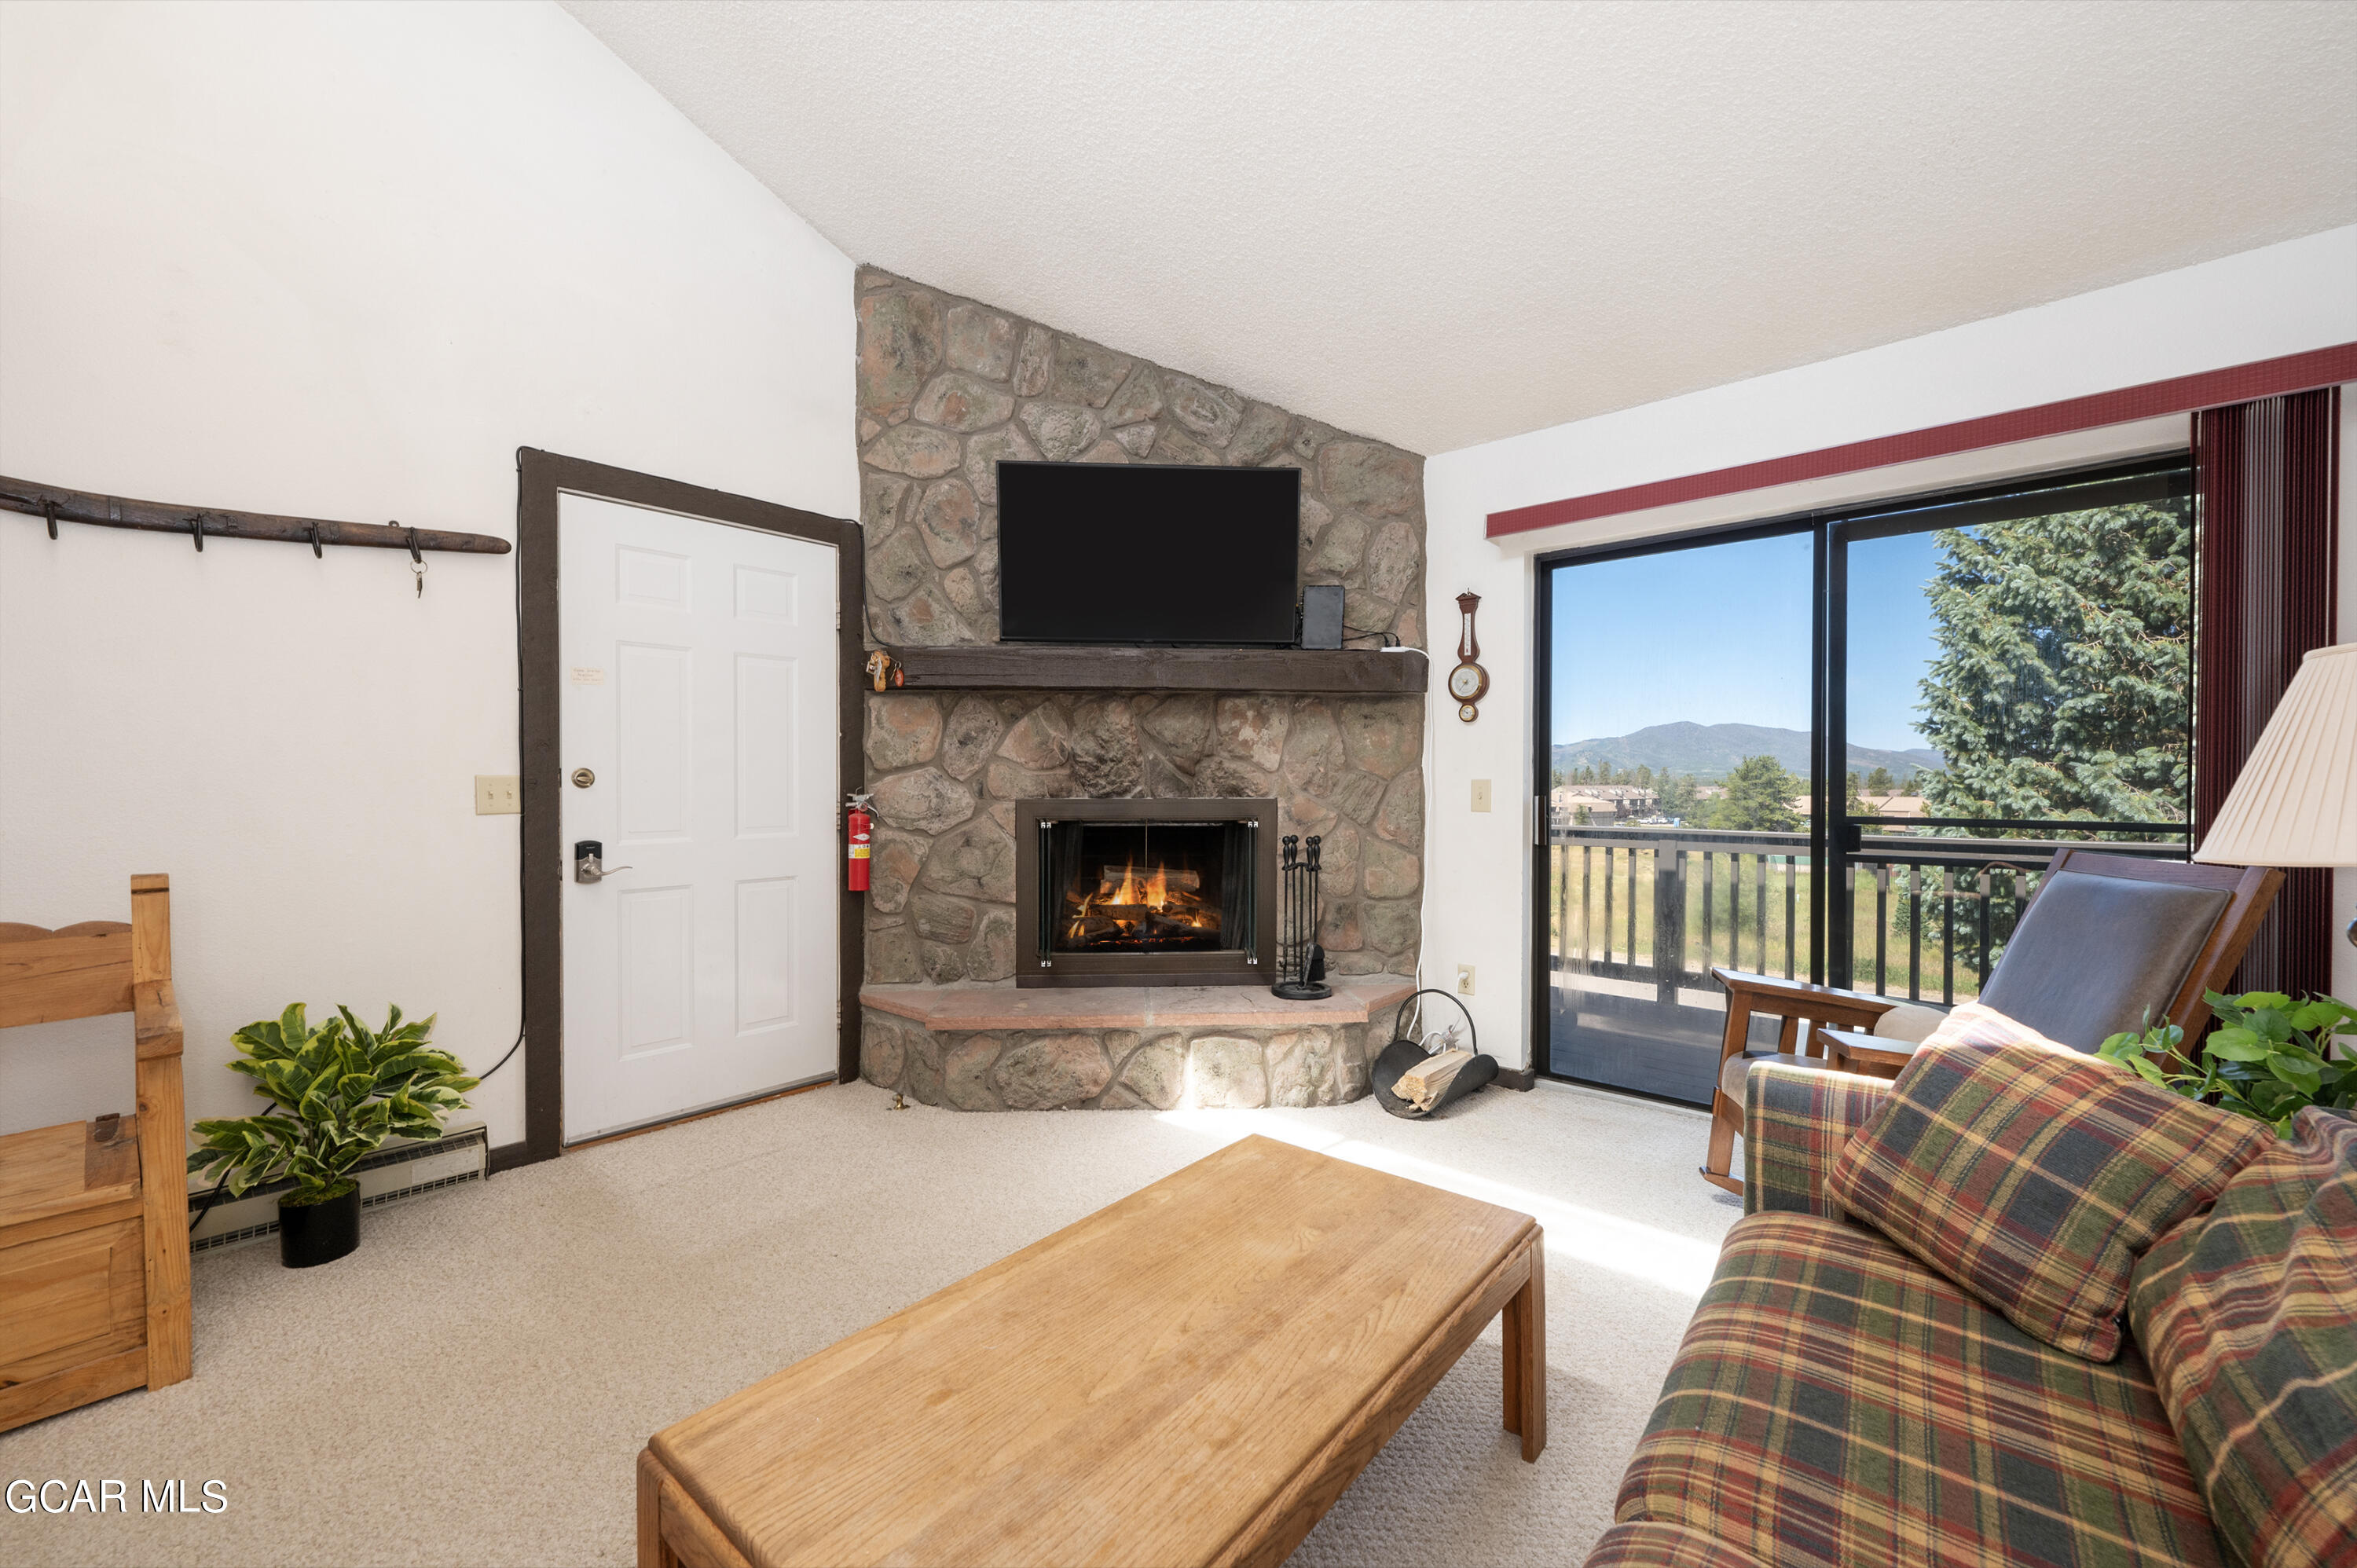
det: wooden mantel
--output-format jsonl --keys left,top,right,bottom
{"left": 878, "top": 644, "right": 1428, "bottom": 694}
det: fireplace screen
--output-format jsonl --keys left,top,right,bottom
{"left": 1017, "top": 798, "right": 1274, "bottom": 987}
{"left": 1045, "top": 821, "right": 1252, "bottom": 957}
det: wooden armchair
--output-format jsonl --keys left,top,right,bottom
{"left": 1702, "top": 848, "right": 2283, "bottom": 1194}
{"left": 0, "top": 875, "right": 192, "bottom": 1431}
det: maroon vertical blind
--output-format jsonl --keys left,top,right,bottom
{"left": 2194, "top": 386, "right": 2341, "bottom": 997}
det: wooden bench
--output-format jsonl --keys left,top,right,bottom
{"left": 1, "top": 875, "right": 192, "bottom": 1432}
{"left": 639, "top": 1134, "right": 1544, "bottom": 1567}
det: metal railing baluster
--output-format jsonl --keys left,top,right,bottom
{"left": 1580, "top": 844, "right": 1593, "bottom": 973}
{"left": 1874, "top": 864, "right": 1890, "bottom": 995}
{"left": 1601, "top": 846, "right": 1615, "bottom": 967}
{"left": 1908, "top": 863, "right": 1923, "bottom": 1002}
{"left": 1754, "top": 852, "right": 1768, "bottom": 973}
{"left": 1976, "top": 867, "right": 1992, "bottom": 999}
{"left": 1941, "top": 868, "right": 1955, "bottom": 1005}
{"left": 1701, "top": 851, "right": 1714, "bottom": 973}
{"left": 1626, "top": 847, "right": 1638, "bottom": 967}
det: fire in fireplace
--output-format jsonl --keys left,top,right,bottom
{"left": 1015, "top": 799, "right": 1277, "bottom": 987}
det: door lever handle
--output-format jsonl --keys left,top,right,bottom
{"left": 573, "top": 839, "right": 632, "bottom": 884}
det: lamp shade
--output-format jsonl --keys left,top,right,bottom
{"left": 2193, "top": 642, "right": 2357, "bottom": 869}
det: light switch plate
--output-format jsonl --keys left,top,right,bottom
{"left": 475, "top": 775, "right": 521, "bottom": 815}
{"left": 1470, "top": 779, "right": 1493, "bottom": 812}
{"left": 1456, "top": 965, "right": 1475, "bottom": 996}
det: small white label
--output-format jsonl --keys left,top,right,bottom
{"left": 570, "top": 666, "right": 606, "bottom": 686}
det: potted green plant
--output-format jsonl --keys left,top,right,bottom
{"left": 2098, "top": 988, "right": 2356, "bottom": 1136}
{"left": 187, "top": 1003, "right": 478, "bottom": 1268}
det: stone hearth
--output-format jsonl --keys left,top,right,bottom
{"left": 859, "top": 977, "right": 1417, "bottom": 1111}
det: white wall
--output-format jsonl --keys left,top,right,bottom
{"left": 1422, "top": 228, "right": 2357, "bottom": 1070}
{"left": 0, "top": 2, "right": 858, "bottom": 1143}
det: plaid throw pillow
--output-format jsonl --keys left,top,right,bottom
{"left": 1828, "top": 1030, "right": 2273, "bottom": 1360}
{"left": 2130, "top": 1108, "right": 2357, "bottom": 1568}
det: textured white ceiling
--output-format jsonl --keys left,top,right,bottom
{"left": 559, "top": 0, "right": 2357, "bottom": 456}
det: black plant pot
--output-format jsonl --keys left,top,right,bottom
{"left": 278, "top": 1187, "right": 359, "bottom": 1269}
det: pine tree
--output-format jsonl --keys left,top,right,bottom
{"left": 1915, "top": 502, "right": 2190, "bottom": 824}
{"left": 1717, "top": 756, "right": 1804, "bottom": 831}
{"left": 1864, "top": 765, "right": 1895, "bottom": 795}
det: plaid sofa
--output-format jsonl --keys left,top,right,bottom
{"left": 1586, "top": 1064, "right": 2357, "bottom": 1568}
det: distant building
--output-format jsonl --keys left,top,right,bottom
{"left": 1551, "top": 784, "right": 1657, "bottom": 823}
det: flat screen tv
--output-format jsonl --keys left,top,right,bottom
{"left": 997, "top": 461, "right": 1299, "bottom": 646}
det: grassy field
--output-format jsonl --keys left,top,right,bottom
{"left": 1543, "top": 842, "right": 2018, "bottom": 1003}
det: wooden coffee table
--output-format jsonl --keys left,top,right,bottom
{"left": 637, "top": 1134, "right": 1544, "bottom": 1568}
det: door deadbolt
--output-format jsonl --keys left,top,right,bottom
{"left": 571, "top": 768, "right": 596, "bottom": 789}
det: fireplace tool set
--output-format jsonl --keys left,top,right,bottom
{"left": 1271, "top": 833, "right": 1332, "bottom": 1001}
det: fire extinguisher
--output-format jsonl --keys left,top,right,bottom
{"left": 846, "top": 792, "right": 874, "bottom": 892}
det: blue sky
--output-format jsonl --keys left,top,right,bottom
{"left": 1547, "top": 529, "right": 1945, "bottom": 753}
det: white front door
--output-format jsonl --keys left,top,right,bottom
{"left": 559, "top": 492, "right": 839, "bottom": 1143}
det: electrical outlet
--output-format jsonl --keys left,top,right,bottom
{"left": 1470, "top": 779, "right": 1493, "bottom": 812}
{"left": 1456, "top": 964, "right": 1475, "bottom": 996}
{"left": 475, "top": 775, "right": 521, "bottom": 815}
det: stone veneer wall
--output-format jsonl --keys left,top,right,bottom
{"left": 853, "top": 266, "right": 1429, "bottom": 1000}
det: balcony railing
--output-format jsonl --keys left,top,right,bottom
{"left": 1545, "top": 821, "right": 2189, "bottom": 1009}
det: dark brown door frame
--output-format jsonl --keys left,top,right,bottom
{"left": 500, "top": 449, "right": 864, "bottom": 1173}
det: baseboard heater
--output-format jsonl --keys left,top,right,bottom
{"left": 189, "top": 1123, "right": 490, "bottom": 1255}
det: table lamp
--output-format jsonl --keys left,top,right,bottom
{"left": 2192, "top": 642, "right": 2357, "bottom": 950}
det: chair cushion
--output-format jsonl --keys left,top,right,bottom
{"left": 2129, "top": 1108, "right": 2357, "bottom": 1568}
{"left": 1978, "top": 870, "right": 2229, "bottom": 1049}
{"left": 1618, "top": 1211, "right": 2224, "bottom": 1568}
{"left": 1912, "top": 998, "right": 2061, "bottom": 1052}
{"left": 1870, "top": 998, "right": 1948, "bottom": 1042}
{"left": 1827, "top": 1035, "right": 2271, "bottom": 1360}
{"left": 1721, "top": 1050, "right": 1832, "bottom": 1105}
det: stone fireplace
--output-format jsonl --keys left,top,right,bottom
{"left": 851, "top": 266, "right": 1428, "bottom": 1112}
{"left": 1015, "top": 797, "right": 1276, "bottom": 987}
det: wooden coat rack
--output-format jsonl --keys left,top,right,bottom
{"left": 1, "top": 474, "right": 511, "bottom": 557}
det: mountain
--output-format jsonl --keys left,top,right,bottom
{"left": 1552, "top": 723, "right": 1942, "bottom": 782}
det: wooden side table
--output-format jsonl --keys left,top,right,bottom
{"left": 1818, "top": 1026, "right": 1914, "bottom": 1080}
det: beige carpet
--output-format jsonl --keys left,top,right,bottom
{"left": 1, "top": 1077, "right": 1739, "bottom": 1567}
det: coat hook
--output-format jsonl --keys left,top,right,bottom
{"left": 42, "top": 500, "right": 58, "bottom": 540}
{"left": 404, "top": 524, "right": 425, "bottom": 598}
{"left": 308, "top": 522, "right": 322, "bottom": 559}
{"left": 189, "top": 515, "right": 204, "bottom": 551}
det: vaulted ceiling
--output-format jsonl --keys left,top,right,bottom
{"left": 560, "top": 1, "right": 2357, "bottom": 456}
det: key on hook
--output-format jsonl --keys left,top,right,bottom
{"left": 401, "top": 524, "right": 426, "bottom": 598}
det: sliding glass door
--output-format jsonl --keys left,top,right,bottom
{"left": 1533, "top": 456, "right": 2193, "bottom": 1107}
{"left": 1534, "top": 527, "right": 1818, "bottom": 1105}
{"left": 1827, "top": 461, "right": 2194, "bottom": 1000}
